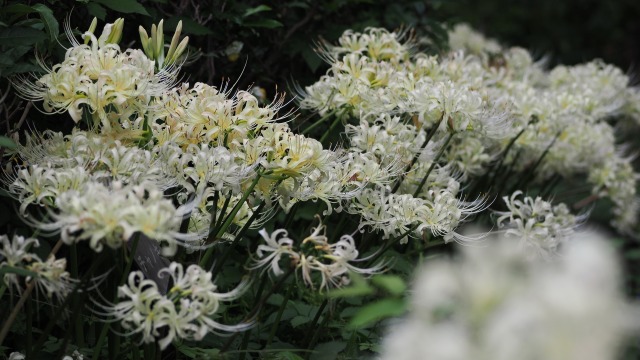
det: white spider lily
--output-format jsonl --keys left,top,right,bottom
{"left": 252, "top": 223, "right": 383, "bottom": 290}
{"left": 99, "top": 263, "right": 248, "bottom": 350}
{"left": 495, "top": 191, "right": 583, "bottom": 258}
{"left": 250, "top": 229, "right": 298, "bottom": 276}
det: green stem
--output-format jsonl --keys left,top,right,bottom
{"left": 392, "top": 115, "right": 444, "bottom": 193}
{"left": 132, "top": 343, "right": 141, "bottom": 360}
{"left": 120, "top": 234, "right": 140, "bottom": 285}
{"left": 306, "top": 306, "right": 331, "bottom": 357}
{"left": 208, "top": 190, "right": 220, "bottom": 235}
{"left": 301, "top": 109, "right": 338, "bottom": 135}
{"left": 494, "top": 149, "right": 522, "bottom": 197}
{"left": 210, "top": 201, "right": 266, "bottom": 279}
{"left": 70, "top": 244, "right": 84, "bottom": 347}
{"left": 201, "top": 173, "right": 264, "bottom": 267}
{"left": 32, "top": 253, "right": 107, "bottom": 358}
{"left": 223, "top": 273, "right": 269, "bottom": 355}
{"left": 0, "top": 239, "right": 64, "bottom": 346}
{"left": 223, "top": 267, "right": 296, "bottom": 353}
{"left": 213, "top": 193, "right": 233, "bottom": 236}
{"left": 92, "top": 322, "right": 111, "bottom": 360}
{"left": 510, "top": 131, "right": 561, "bottom": 194}
{"left": 540, "top": 174, "right": 562, "bottom": 198}
{"left": 94, "top": 235, "right": 140, "bottom": 360}
{"left": 282, "top": 202, "right": 298, "bottom": 229}
{"left": 413, "top": 132, "right": 455, "bottom": 197}
{"left": 303, "top": 300, "right": 328, "bottom": 349}
{"left": 329, "top": 214, "right": 349, "bottom": 243}
{"left": 26, "top": 294, "right": 33, "bottom": 358}
{"left": 265, "top": 286, "right": 292, "bottom": 347}
{"left": 143, "top": 343, "right": 157, "bottom": 360}
{"left": 366, "top": 225, "right": 418, "bottom": 267}
{"left": 477, "top": 126, "right": 527, "bottom": 194}
{"left": 319, "top": 115, "right": 342, "bottom": 144}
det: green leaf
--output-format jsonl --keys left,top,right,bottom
{"left": 326, "top": 281, "right": 374, "bottom": 298}
{"left": 273, "top": 351, "right": 305, "bottom": 360}
{"left": 347, "top": 298, "right": 406, "bottom": 329}
{"left": 625, "top": 249, "right": 640, "bottom": 260}
{"left": 0, "top": 265, "right": 40, "bottom": 278}
{"left": 4, "top": 4, "right": 36, "bottom": 20}
{"left": 2, "top": 62, "right": 43, "bottom": 76}
{"left": 302, "top": 46, "right": 322, "bottom": 72}
{"left": 0, "top": 27, "right": 46, "bottom": 46}
{"left": 0, "top": 46, "right": 31, "bottom": 66}
{"left": 290, "top": 315, "right": 311, "bottom": 328}
{"left": 0, "top": 136, "right": 17, "bottom": 150}
{"left": 242, "top": 19, "right": 283, "bottom": 29}
{"left": 243, "top": 5, "right": 272, "bottom": 17}
{"left": 165, "top": 17, "right": 213, "bottom": 35}
{"left": 32, "top": 4, "right": 58, "bottom": 42}
{"left": 327, "top": 272, "right": 374, "bottom": 298}
{"left": 371, "top": 275, "right": 406, "bottom": 296}
{"left": 310, "top": 341, "right": 347, "bottom": 360}
{"left": 92, "top": 0, "right": 149, "bottom": 16}
{"left": 86, "top": 3, "right": 107, "bottom": 20}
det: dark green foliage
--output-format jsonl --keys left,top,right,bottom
{"left": 433, "top": 0, "right": 640, "bottom": 71}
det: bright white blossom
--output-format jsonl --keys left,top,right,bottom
{"left": 495, "top": 191, "right": 583, "bottom": 257}
{"left": 99, "top": 262, "right": 249, "bottom": 350}
{"left": 251, "top": 221, "right": 383, "bottom": 290}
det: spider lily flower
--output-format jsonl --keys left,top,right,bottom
{"left": 495, "top": 191, "right": 584, "bottom": 258}
{"left": 26, "top": 255, "right": 75, "bottom": 301}
{"left": 13, "top": 19, "right": 179, "bottom": 132}
{"left": 252, "top": 223, "right": 383, "bottom": 290}
{"left": 28, "top": 181, "right": 199, "bottom": 256}
{"left": 348, "top": 188, "right": 486, "bottom": 243}
{"left": 250, "top": 229, "right": 298, "bottom": 276}
{"left": 0, "top": 234, "right": 75, "bottom": 300}
{"left": 98, "top": 263, "right": 249, "bottom": 350}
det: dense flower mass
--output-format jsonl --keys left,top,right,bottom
{"left": 2, "top": 15, "right": 640, "bottom": 359}
{"left": 300, "top": 25, "right": 640, "bottom": 234}
{"left": 380, "top": 233, "right": 637, "bottom": 360}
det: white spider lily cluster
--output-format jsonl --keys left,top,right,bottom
{"left": 15, "top": 20, "right": 175, "bottom": 132}
{"left": 99, "top": 262, "right": 248, "bottom": 349}
{"left": 251, "top": 222, "right": 382, "bottom": 290}
{"left": 301, "top": 25, "right": 640, "bottom": 234}
{"left": 495, "top": 191, "right": 583, "bottom": 257}
{"left": 380, "top": 233, "right": 638, "bottom": 360}
{"left": 8, "top": 19, "right": 376, "bottom": 254}
{"left": 0, "top": 234, "right": 75, "bottom": 300}
{"left": 348, "top": 188, "right": 486, "bottom": 242}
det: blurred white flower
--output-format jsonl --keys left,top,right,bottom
{"left": 380, "top": 232, "right": 638, "bottom": 360}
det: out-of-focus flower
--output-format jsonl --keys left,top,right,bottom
{"left": 380, "top": 232, "right": 639, "bottom": 360}
{"left": 0, "top": 234, "right": 75, "bottom": 300}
